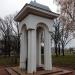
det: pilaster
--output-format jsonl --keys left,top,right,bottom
{"left": 20, "top": 30, "right": 27, "bottom": 70}
{"left": 44, "top": 30, "right": 52, "bottom": 70}
{"left": 27, "top": 29, "right": 36, "bottom": 73}
{"left": 37, "top": 31, "right": 42, "bottom": 67}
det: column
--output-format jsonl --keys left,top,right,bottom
{"left": 20, "top": 30, "right": 27, "bottom": 70}
{"left": 37, "top": 31, "right": 42, "bottom": 67}
{"left": 27, "top": 29, "right": 36, "bottom": 73}
{"left": 44, "top": 30, "right": 52, "bottom": 70}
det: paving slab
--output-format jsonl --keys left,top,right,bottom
{"left": 5, "top": 67, "right": 73, "bottom": 75}
{"left": 0, "top": 67, "right": 10, "bottom": 75}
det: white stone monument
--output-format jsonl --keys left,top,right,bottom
{"left": 14, "top": 1, "right": 58, "bottom": 73}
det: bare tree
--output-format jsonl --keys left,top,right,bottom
{"left": 51, "top": 18, "right": 61, "bottom": 56}
{"left": 0, "top": 14, "right": 20, "bottom": 56}
{"left": 55, "top": 0, "right": 75, "bottom": 31}
{"left": 53, "top": 0, "right": 75, "bottom": 55}
{"left": 51, "top": 18, "right": 75, "bottom": 56}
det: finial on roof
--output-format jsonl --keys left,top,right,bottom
{"left": 34, "top": 0, "right": 36, "bottom": 2}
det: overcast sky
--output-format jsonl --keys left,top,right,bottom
{"left": 0, "top": 0, "right": 58, "bottom": 18}
{"left": 0, "top": 0, "right": 75, "bottom": 48}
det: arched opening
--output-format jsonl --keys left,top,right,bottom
{"left": 19, "top": 22, "right": 52, "bottom": 73}
{"left": 20, "top": 24, "right": 28, "bottom": 70}
{"left": 36, "top": 23, "right": 49, "bottom": 69}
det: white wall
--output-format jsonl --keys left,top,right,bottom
{"left": 19, "top": 14, "right": 54, "bottom": 33}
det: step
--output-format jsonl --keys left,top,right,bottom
{"left": 36, "top": 68, "right": 63, "bottom": 75}
{"left": 5, "top": 67, "right": 20, "bottom": 75}
{"left": 11, "top": 67, "right": 63, "bottom": 75}
{"left": 50, "top": 70, "right": 72, "bottom": 75}
{"left": 6, "top": 67, "right": 73, "bottom": 75}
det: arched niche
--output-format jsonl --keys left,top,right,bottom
{"left": 36, "top": 23, "right": 50, "bottom": 69}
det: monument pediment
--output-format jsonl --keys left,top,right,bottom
{"left": 14, "top": 1, "right": 59, "bottom": 22}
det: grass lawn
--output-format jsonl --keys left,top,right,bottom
{"left": 0, "top": 56, "right": 19, "bottom": 66}
{"left": 0, "top": 54, "right": 75, "bottom": 69}
{"left": 52, "top": 55, "right": 75, "bottom": 69}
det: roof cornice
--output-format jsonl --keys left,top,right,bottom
{"left": 14, "top": 3, "right": 59, "bottom": 22}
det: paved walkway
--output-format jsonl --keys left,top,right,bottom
{"left": 0, "top": 67, "right": 9, "bottom": 75}
{"left": 55, "top": 66, "right": 75, "bottom": 75}
{"left": 64, "top": 68, "right": 75, "bottom": 75}
{"left": 0, "top": 66, "right": 75, "bottom": 75}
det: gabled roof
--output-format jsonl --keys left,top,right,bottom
{"left": 14, "top": 1, "right": 59, "bottom": 22}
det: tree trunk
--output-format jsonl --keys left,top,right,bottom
{"left": 58, "top": 43, "right": 61, "bottom": 55}
{"left": 62, "top": 43, "right": 64, "bottom": 56}
{"left": 55, "top": 43, "right": 58, "bottom": 56}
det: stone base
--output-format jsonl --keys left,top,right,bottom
{"left": 5, "top": 67, "right": 72, "bottom": 75}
